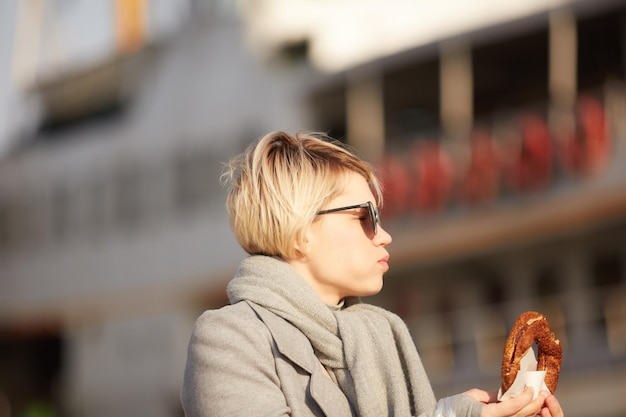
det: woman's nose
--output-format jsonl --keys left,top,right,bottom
{"left": 375, "top": 225, "right": 393, "bottom": 246}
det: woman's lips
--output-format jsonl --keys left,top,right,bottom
{"left": 378, "top": 255, "right": 390, "bottom": 270}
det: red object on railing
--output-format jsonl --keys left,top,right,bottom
{"left": 459, "top": 130, "right": 501, "bottom": 204}
{"left": 409, "top": 141, "right": 455, "bottom": 213}
{"left": 378, "top": 154, "right": 411, "bottom": 217}
{"left": 557, "top": 96, "right": 610, "bottom": 177}
{"left": 504, "top": 114, "right": 553, "bottom": 193}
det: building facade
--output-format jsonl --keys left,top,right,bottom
{"left": 0, "top": 0, "right": 625, "bottom": 416}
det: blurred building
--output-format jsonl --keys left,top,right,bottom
{"left": 0, "top": 0, "right": 625, "bottom": 416}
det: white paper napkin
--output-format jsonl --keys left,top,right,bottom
{"left": 497, "top": 347, "right": 549, "bottom": 401}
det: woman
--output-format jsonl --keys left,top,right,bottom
{"left": 180, "top": 131, "right": 564, "bottom": 417}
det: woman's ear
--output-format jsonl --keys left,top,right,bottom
{"left": 293, "top": 236, "right": 308, "bottom": 257}
{"left": 292, "top": 228, "right": 311, "bottom": 258}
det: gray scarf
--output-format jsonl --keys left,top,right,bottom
{"left": 227, "top": 255, "right": 437, "bottom": 417}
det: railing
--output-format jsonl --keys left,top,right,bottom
{"left": 376, "top": 93, "right": 619, "bottom": 220}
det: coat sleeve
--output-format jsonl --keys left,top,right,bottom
{"left": 180, "top": 304, "right": 291, "bottom": 417}
{"left": 430, "top": 394, "right": 483, "bottom": 417}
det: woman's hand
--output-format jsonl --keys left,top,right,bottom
{"left": 464, "top": 387, "right": 564, "bottom": 417}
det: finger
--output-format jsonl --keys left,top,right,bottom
{"left": 485, "top": 391, "right": 499, "bottom": 404}
{"left": 544, "top": 394, "right": 564, "bottom": 417}
{"left": 462, "top": 388, "right": 493, "bottom": 403}
{"left": 494, "top": 386, "right": 535, "bottom": 414}
{"left": 518, "top": 390, "right": 549, "bottom": 417}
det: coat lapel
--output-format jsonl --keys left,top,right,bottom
{"left": 248, "top": 302, "right": 354, "bottom": 417}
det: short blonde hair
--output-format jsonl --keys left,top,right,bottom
{"left": 222, "top": 131, "right": 382, "bottom": 259}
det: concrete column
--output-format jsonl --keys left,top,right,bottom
{"left": 561, "top": 245, "right": 598, "bottom": 361}
{"left": 549, "top": 9, "right": 577, "bottom": 129}
{"left": 346, "top": 68, "right": 385, "bottom": 163}
{"left": 605, "top": 247, "right": 626, "bottom": 356}
{"left": 440, "top": 41, "right": 473, "bottom": 141}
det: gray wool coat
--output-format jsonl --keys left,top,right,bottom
{"left": 180, "top": 300, "right": 481, "bottom": 417}
{"left": 181, "top": 300, "right": 354, "bottom": 416}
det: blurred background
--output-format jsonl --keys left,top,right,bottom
{"left": 0, "top": 0, "right": 625, "bottom": 416}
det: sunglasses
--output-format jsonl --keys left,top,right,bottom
{"left": 316, "top": 201, "right": 380, "bottom": 235}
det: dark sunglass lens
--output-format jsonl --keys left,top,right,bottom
{"left": 367, "top": 202, "right": 377, "bottom": 235}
